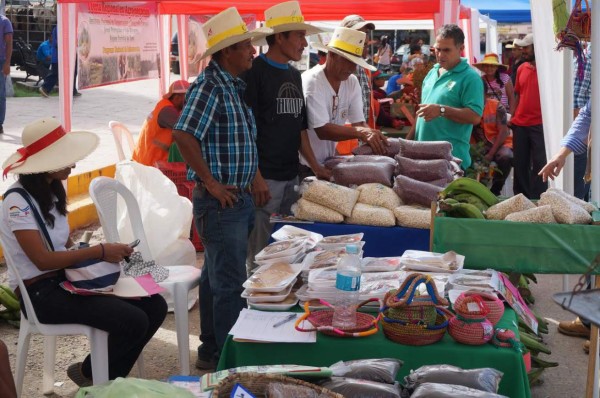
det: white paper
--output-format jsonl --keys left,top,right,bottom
{"left": 229, "top": 309, "right": 316, "bottom": 343}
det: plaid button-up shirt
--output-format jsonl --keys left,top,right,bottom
{"left": 573, "top": 52, "right": 592, "bottom": 109}
{"left": 355, "top": 66, "right": 371, "bottom": 123}
{"left": 174, "top": 60, "right": 258, "bottom": 188}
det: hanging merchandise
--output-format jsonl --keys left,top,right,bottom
{"left": 556, "top": 0, "right": 591, "bottom": 79}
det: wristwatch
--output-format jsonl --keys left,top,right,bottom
{"left": 440, "top": 106, "right": 446, "bottom": 117}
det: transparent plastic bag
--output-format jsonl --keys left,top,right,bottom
{"left": 409, "top": 382, "right": 508, "bottom": 398}
{"left": 404, "top": 365, "right": 503, "bottom": 393}
{"left": 319, "top": 377, "right": 402, "bottom": 397}
{"left": 300, "top": 178, "right": 359, "bottom": 217}
{"left": 395, "top": 156, "right": 452, "bottom": 182}
{"left": 330, "top": 358, "right": 403, "bottom": 384}
{"left": 332, "top": 162, "right": 395, "bottom": 187}
{"left": 75, "top": 377, "right": 195, "bottom": 398}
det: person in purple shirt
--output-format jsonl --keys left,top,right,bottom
{"left": 0, "top": 14, "right": 13, "bottom": 135}
{"left": 539, "top": 98, "right": 591, "bottom": 183}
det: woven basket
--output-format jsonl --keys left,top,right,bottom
{"left": 456, "top": 291, "right": 504, "bottom": 325}
{"left": 211, "top": 372, "right": 343, "bottom": 398}
{"left": 380, "top": 273, "right": 450, "bottom": 345}
{"left": 295, "top": 298, "right": 381, "bottom": 337}
{"left": 449, "top": 293, "right": 494, "bottom": 345}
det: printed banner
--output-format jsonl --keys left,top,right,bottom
{"left": 185, "top": 14, "right": 256, "bottom": 77}
{"left": 77, "top": 2, "right": 159, "bottom": 89}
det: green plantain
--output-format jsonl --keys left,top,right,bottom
{"left": 450, "top": 191, "right": 490, "bottom": 212}
{"left": 440, "top": 177, "right": 499, "bottom": 207}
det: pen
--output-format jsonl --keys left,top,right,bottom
{"left": 272, "top": 314, "right": 297, "bottom": 328}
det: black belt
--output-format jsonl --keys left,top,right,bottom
{"left": 14, "top": 270, "right": 63, "bottom": 299}
{"left": 196, "top": 182, "right": 251, "bottom": 194}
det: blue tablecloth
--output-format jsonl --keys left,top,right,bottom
{"left": 272, "top": 222, "right": 430, "bottom": 257}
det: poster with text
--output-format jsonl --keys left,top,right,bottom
{"left": 186, "top": 14, "right": 256, "bottom": 77}
{"left": 77, "top": 2, "right": 159, "bottom": 89}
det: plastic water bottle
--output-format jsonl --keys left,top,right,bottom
{"left": 332, "top": 244, "right": 361, "bottom": 329}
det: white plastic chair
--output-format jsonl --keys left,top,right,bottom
{"left": 0, "top": 235, "right": 109, "bottom": 397}
{"left": 89, "top": 176, "right": 201, "bottom": 375}
{"left": 108, "top": 121, "right": 136, "bottom": 161}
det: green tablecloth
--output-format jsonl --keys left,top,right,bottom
{"left": 218, "top": 308, "right": 530, "bottom": 398}
{"left": 432, "top": 216, "right": 600, "bottom": 274}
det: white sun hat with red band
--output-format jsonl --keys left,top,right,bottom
{"left": 200, "top": 7, "right": 272, "bottom": 60}
{"left": 311, "top": 26, "right": 376, "bottom": 71}
{"left": 2, "top": 117, "right": 99, "bottom": 178}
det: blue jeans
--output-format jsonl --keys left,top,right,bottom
{"left": 574, "top": 151, "right": 591, "bottom": 201}
{"left": 193, "top": 186, "right": 254, "bottom": 355}
{"left": 0, "top": 71, "right": 5, "bottom": 125}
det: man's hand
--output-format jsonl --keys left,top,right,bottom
{"left": 484, "top": 152, "right": 494, "bottom": 163}
{"left": 205, "top": 181, "right": 238, "bottom": 208}
{"left": 538, "top": 156, "right": 566, "bottom": 183}
{"left": 357, "top": 127, "right": 389, "bottom": 155}
{"left": 416, "top": 103, "right": 442, "bottom": 122}
{"left": 251, "top": 173, "right": 271, "bottom": 207}
{"left": 314, "top": 165, "right": 332, "bottom": 181}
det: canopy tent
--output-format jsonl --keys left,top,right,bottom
{"left": 55, "top": 0, "right": 461, "bottom": 131}
{"left": 461, "top": 0, "right": 531, "bottom": 23}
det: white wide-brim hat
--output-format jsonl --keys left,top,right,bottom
{"left": 200, "top": 7, "right": 272, "bottom": 60}
{"left": 2, "top": 118, "right": 99, "bottom": 177}
{"left": 311, "top": 27, "right": 376, "bottom": 71}
{"left": 252, "top": 1, "right": 324, "bottom": 46}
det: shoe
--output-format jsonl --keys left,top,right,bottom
{"left": 195, "top": 355, "right": 218, "bottom": 370}
{"left": 73, "top": 91, "right": 82, "bottom": 97}
{"left": 558, "top": 317, "right": 591, "bottom": 338}
{"left": 67, "top": 362, "right": 93, "bottom": 387}
{"left": 39, "top": 87, "right": 49, "bottom": 98}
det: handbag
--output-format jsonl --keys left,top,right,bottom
{"left": 4, "top": 188, "right": 121, "bottom": 292}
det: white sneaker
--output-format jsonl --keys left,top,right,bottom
{"left": 39, "top": 87, "right": 49, "bottom": 98}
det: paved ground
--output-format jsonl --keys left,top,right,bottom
{"left": 1, "top": 67, "right": 168, "bottom": 194}
{"left": 0, "top": 67, "right": 595, "bottom": 397}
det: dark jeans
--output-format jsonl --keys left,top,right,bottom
{"left": 574, "top": 151, "right": 591, "bottom": 201}
{"left": 490, "top": 146, "right": 513, "bottom": 196}
{"left": 193, "top": 185, "right": 254, "bottom": 356}
{"left": 512, "top": 124, "right": 548, "bottom": 199}
{"left": 22, "top": 274, "right": 167, "bottom": 380}
{"left": 42, "top": 62, "right": 58, "bottom": 93}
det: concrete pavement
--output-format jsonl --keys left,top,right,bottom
{"left": 1, "top": 67, "right": 177, "bottom": 194}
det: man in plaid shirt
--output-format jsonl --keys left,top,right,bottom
{"left": 173, "top": 7, "right": 271, "bottom": 370}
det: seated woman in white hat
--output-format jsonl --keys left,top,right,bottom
{"left": 0, "top": 118, "right": 168, "bottom": 387}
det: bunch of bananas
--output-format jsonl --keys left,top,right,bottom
{"left": 518, "top": 310, "right": 556, "bottom": 386}
{"left": 438, "top": 177, "right": 499, "bottom": 219}
{"left": 0, "top": 284, "right": 20, "bottom": 328}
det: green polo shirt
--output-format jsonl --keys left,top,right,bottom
{"left": 415, "top": 58, "right": 484, "bottom": 169}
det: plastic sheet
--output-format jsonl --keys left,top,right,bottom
{"left": 75, "top": 377, "right": 195, "bottom": 398}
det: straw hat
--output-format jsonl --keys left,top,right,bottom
{"left": 200, "top": 7, "right": 272, "bottom": 60}
{"left": 514, "top": 33, "right": 534, "bottom": 47}
{"left": 341, "top": 15, "right": 375, "bottom": 31}
{"left": 474, "top": 53, "right": 508, "bottom": 72}
{"left": 311, "top": 27, "right": 376, "bottom": 71}
{"left": 163, "top": 79, "right": 191, "bottom": 99}
{"left": 253, "top": 1, "right": 323, "bottom": 46}
{"left": 2, "top": 118, "right": 99, "bottom": 177}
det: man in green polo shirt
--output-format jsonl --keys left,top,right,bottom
{"left": 408, "top": 24, "right": 484, "bottom": 169}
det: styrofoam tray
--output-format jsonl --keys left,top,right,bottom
{"left": 255, "top": 251, "right": 305, "bottom": 267}
{"left": 255, "top": 239, "right": 305, "bottom": 261}
{"left": 317, "top": 233, "right": 364, "bottom": 250}
{"left": 271, "top": 225, "right": 323, "bottom": 249}
{"left": 361, "top": 257, "right": 403, "bottom": 272}
{"left": 401, "top": 250, "right": 465, "bottom": 273}
{"left": 241, "top": 282, "right": 294, "bottom": 303}
{"left": 243, "top": 263, "right": 303, "bottom": 293}
{"left": 249, "top": 293, "right": 299, "bottom": 311}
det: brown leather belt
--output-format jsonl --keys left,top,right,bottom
{"left": 14, "top": 270, "right": 62, "bottom": 299}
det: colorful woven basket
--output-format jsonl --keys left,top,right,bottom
{"left": 295, "top": 298, "right": 381, "bottom": 337}
{"left": 380, "top": 273, "right": 450, "bottom": 345}
{"left": 449, "top": 293, "right": 494, "bottom": 345}
{"left": 456, "top": 291, "right": 505, "bottom": 325}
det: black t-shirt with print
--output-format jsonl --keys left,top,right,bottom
{"left": 242, "top": 56, "right": 308, "bottom": 181}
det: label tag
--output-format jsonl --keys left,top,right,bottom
{"left": 336, "top": 273, "right": 361, "bottom": 291}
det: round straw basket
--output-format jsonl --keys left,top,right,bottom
{"left": 212, "top": 372, "right": 343, "bottom": 398}
{"left": 381, "top": 307, "right": 449, "bottom": 345}
{"left": 455, "top": 291, "right": 504, "bottom": 325}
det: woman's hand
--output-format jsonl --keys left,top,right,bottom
{"left": 101, "top": 243, "right": 133, "bottom": 263}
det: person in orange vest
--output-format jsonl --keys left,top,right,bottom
{"left": 132, "top": 79, "right": 190, "bottom": 166}
{"left": 472, "top": 89, "right": 513, "bottom": 195}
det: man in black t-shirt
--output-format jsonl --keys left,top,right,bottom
{"left": 243, "top": 1, "right": 330, "bottom": 274}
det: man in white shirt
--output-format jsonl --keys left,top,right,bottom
{"left": 299, "top": 27, "right": 388, "bottom": 177}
